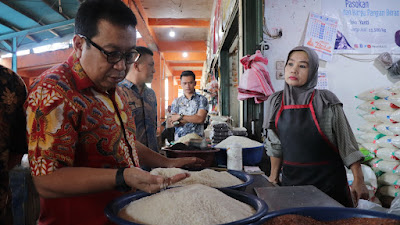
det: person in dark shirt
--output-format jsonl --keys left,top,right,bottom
{"left": 0, "top": 65, "right": 28, "bottom": 224}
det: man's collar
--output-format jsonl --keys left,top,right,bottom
{"left": 67, "top": 52, "right": 95, "bottom": 91}
{"left": 183, "top": 92, "right": 196, "bottom": 100}
{"left": 119, "top": 79, "right": 148, "bottom": 93}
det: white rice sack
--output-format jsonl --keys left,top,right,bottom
{"left": 390, "top": 136, "right": 400, "bottom": 148}
{"left": 357, "top": 101, "right": 378, "bottom": 112}
{"left": 375, "top": 147, "right": 400, "bottom": 161}
{"left": 378, "top": 185, "right": 400, "bottom": 198}
{"left": 390, "top": 81, "right": 400, "bottom": 93}
{"left": 355, "top": 135, "right": 364, "bottom": 144}
{"left": 121, "top": 184, "right": 255, "bottom": 225}
{"left": 358, "top": 133, "right": 381, "bottom": 142}
{"left": 388, "top": 123, "right": 400, "bottom": 135}
{"left": 375, "top": 124, "right": 395, "bottom": 136}
{"left": 388, "top": 95, "right": 400, "bottom": 108}
{"left": 361, "top": 143, "right": 379, "bottom": 153}
{"left": 370, "top": 158, "right": 400, "bottom": 174}
{"left": 375, "top": 87, "right": 394, "bottom": 99}
{"left": 390, "top": 109, "right": 400, "bottom": 122}
{"left": 374, "top": 110, "right": 395, "bottom": 123}
{"left": 371, "top": 165, "right": 385, "bottom": 177}
{"left": 150, "top": 168, "right": 243, "bottom": 188}
{"left": 372, "top": 99, "right": 398, "bottom": 111}
{"left": 375, "top": 136, "right": 396, "bottom": 148}
{"left": 361, "top": 111, "right": 381, "bottom": 123}
{"left": 357, "top": 122, "right": 381, "bottom": 133}
{"left": 214, "top": 136, "right": 262, "bottom": 149}
{"left": 377, "top": 173, "right": 400, "bottom": 186}
{"left": 355, "top": 89, "right": 380, "bottom": 101}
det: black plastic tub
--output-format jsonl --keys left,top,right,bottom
{"left": 226, "top": 170, "right": 254, "bottom": 191}
{"left": 252, "top": 206, "right": 400, "bottom": 225}
{"left": 105, "top": 187, "right": 268, "bottom": 225}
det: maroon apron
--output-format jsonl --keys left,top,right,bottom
{"left": 275, "top": 91, "right": 354, "bottom": 207}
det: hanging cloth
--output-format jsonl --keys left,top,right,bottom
{"left": 237, "top": 50, "right": 275, "bottom": 103}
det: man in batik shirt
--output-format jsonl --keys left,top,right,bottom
{"left": 170, "top": 71, "right": 209, "bottom": 140}
{"left": 25, "top": 1, "right": 201, "bottom": 224}
{"left": 119, "top": 46, "right": 158, "bottom": 152}
{"left": 0, "top": 65, "right": 27, "bottom": 224}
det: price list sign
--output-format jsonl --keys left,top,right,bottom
{"left": 304, "top": 12, "right": 338, "bottom": 61}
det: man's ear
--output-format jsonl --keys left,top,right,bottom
{"left": 132, "top": 62, "right": 140, "bottom": 71}
{"left": 73, "top": 35, "right": 85, "bottom": 59}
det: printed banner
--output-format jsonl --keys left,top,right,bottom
{"left": 304, "top": 12, "right": 338, "bottom": 61}
{"left": 322, "top": 0, "right": 400, "bottom": 54}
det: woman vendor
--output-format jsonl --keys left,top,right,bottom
{"left": 263, "top": 46, "right": 369, "bottom": 207}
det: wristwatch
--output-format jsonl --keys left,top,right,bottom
{"left": 115, "top": 167, "right": 131, "bottom": 192}
{"left": 178, "top": 113, "right": 184, "bottom": 121}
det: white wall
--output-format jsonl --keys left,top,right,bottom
{"left": 263, "top": 0, "right": 395, "bottom": 134}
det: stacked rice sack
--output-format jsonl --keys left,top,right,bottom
{"left": 356, "top": 82, "right": 400, "bottom": 203}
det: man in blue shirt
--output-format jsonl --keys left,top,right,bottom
{"left": 170, "top": 71, "right": 208, "bottom": 140}
{"left": 119, "top": 46, "right": 158, "bottom": 152}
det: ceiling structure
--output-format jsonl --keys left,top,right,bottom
{"left": 0, "top": 0, "right": 77, "bottom": 54}
{"left": 134, "top": 0, "right": 213, "bottom": 84}
{"left": 0, "top": 0, "right": 214, "bottom": 84}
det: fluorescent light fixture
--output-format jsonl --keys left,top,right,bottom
{"left": 169, "top": 29, "right": 175, "bottom": 38}
{"left": 1, "top": 53, "right": 12, "bottom": 58}
{"left": 17, "top": 49, "right": 30, "bottom": 56}
{"left": 33, "top": 42, "right": 69, "bottom": 54}
{"left": 182, "top": 52, "right": 188, "bottom": 58}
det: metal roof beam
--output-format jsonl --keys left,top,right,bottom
{"left": 2, "top": 1, "right": 62, "bottom": 38}
{"left": 1, "top": 41, "right": 12, "bottom": 52}
{"left": 0, "top": 19, "right": 75, "bottom": 42}
{"left": 41, "top": 0, "right": 71, "bottom": 20}
{"left": 0, "top": 18, "right": 40, "bottom": 43}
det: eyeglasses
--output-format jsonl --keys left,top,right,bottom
{"left": 78, "top": 35, "right": 140, "bottom": 64}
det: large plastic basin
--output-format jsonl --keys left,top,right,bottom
{"left": 105, "top": 187, "right": 268, "bottom": 225}
{"left": 225, "top": 170, "right": 254, "bottom": 191}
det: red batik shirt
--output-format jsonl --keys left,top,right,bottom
{"left": 25, "top": 53, "right": 140, "bottom": 225}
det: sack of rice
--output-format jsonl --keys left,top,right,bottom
{"left": 388, "top": 95, "right": 400, "bottom": 108}
{"left": 357, "top": 101, "right": 378, "bottom": 112}
{"left": 361, "top": 111, "right": 381, "bottom": 123}
{"left": 359, "top": 132, "right": 385, "bottom": 144}
{"left": 357, "top": 122, "right": 381, "bottom": 133}
{"left": 377, "top": 173, "right": 400, "bottom": 186}
{"left": 370, "top": 159, "right": 400, "bottom": 174}
{"left": 375, "top": 124, "right": 395, "bottom": 136}
{"left": 375, "top": 87, "right": 394, "bottom": 98}
{"left": 378, "top": 185, "right": 400, "bottom": 198}
{"left": 355, "top": 89, "right": 380, "bottom": 101}
{"left": 374, "top": 147, "right": 400, "bottom": 162}
{"left": 388, "top": 123, "right": 400, "bottom": 135}
{"left": 373, "top": 99, "right": 399, "bottom": 111}
{"left": 390, "top": 109, "right": 400, "bottom": 122}
{"left": 361, "top": 143, "right": 379, "bottom": 153}
{"left": 374, "top": 136, "right": 395, "bottom": 148}
{"left": 374, "top": 110, "right": 395, "bottom": 123}
{"left": 390, "top": 81, "right": 400, "bottom": 93}
{"left": 389, "top": 136, "right": 400, "bottom": 148}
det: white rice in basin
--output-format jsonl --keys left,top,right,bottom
{"left": 150, "top": 168, "right": 244, "bottom": 188}
{"left": 119, "top": 184, "right": 255, "bottom": 225}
